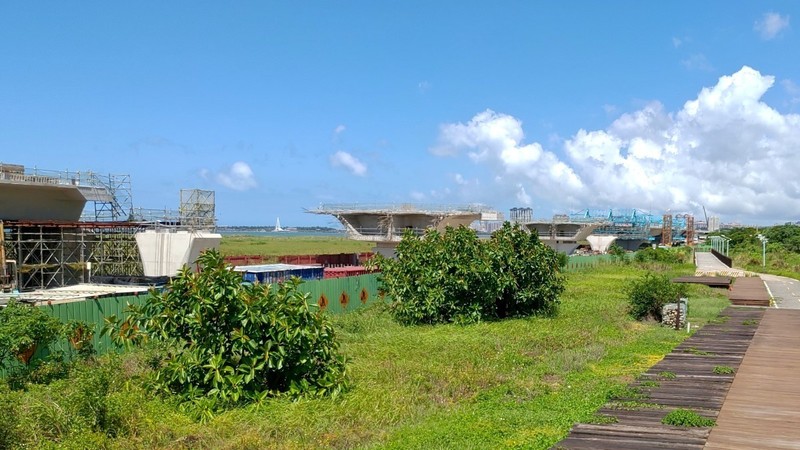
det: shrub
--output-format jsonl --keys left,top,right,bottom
{"left": 105, "top": 250, "right": 347, "bottom": 410}
{"left": 0, "top": 300, "right": 63, "bottom": 369}
{"left": 377, "top": 222, "right": 565, "bottom": 325}
{"left": 634, "top": 247, "right": 688, "bottom": 264}
{"left": 626, "top": 272, "right": 686, "bottom": 321}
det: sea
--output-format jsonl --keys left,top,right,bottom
{"left": 217, "top": 229, "right": 347, "bottom": 238}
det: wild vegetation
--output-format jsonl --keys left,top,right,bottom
{"left": 718, "top": 224, "right": 800, "bottom": 278}
{"left": 0, "top": 252, "right": 730, "bottom": 449}
{"left": 377, "top": 223, "right": 565, "bottom": 325}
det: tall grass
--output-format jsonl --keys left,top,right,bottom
{"left": 1, "top": 264, "right": 729, "bottom": 449}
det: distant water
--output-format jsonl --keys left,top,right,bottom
{"left": 218, "top": 230, "right": 347, "bottom": 238}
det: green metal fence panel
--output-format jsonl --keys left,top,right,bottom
{"left": 303, "top": 273, "right": 384, "bottom": 314}
{"left": 42, "top": 293, "right": 151, "bottom": 354}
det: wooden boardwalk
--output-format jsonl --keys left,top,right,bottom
{"left": 672, "top": 276, "right": 732, "bottom": 288}
{"left": 704, "top": 309, "right": 800, "bottom": 449}
{"left": 728, "top": 277, "right": 771, "bottom": 307}
{"left": 552, "top": 307, "right": 764, "bottom": 450}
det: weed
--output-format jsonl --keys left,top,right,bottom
{"left": 662, "top": 408, "right": 716, "bottom": 427}
{"left": 609, "top": 385, "right": 648, "bottom": 400}
{"left": 742, "top": 319, "right": 759, "bottom": 326}
{"left": 585, "top": 414, "right": 619, "bottom": 425}
{"left": 713, "top": 365, "right": 735, "bottom": 375}
{"left": 686, "top": 347, "right": 712, "bottom": 356}
{"left": 607, "top": 400, "right": 663, "bottom": 410}
{"left": 659, "top": 371, "right": 677, "bottom": 379}
{"left": 639, "top": 380, "right": 660, "bottom": 388}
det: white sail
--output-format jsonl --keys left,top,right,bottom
{"left": 274, "top": 217, "right": 283, "bottom": 232}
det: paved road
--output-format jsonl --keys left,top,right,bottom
{"left": 694, "top": 252, "right": 746, "bottom": 276}
{"left": 761, "top": 274, "right": 800, "bottom": 309}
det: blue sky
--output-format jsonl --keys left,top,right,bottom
{"left": 2, "top": 2, "right": 798, "bottom": 226}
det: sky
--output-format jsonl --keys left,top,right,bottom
{"left": 1, "top": 2, "right": 799, "bottom": 227}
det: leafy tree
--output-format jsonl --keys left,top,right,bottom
{"left": 490, "top": 222, "right": 565, "bottom": 318}
{"left": 105, "top": 250, "right": 347, "bottom": 408}
{"left": 377, "top": 222, "right": 565, "bottom": 325}
{"left": 0, "top": 300, "right": 63, "bottom": 369}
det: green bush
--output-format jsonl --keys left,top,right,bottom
{"left": 377, "top": 222, "right": 565, "bottom": 325}
{"left": 634, "top": 247, "right": 690, "bottom": 264}
{"left": 0, "top": 300, "right": 63, "bottom": 369}
{"left": 626, "top": 272, "right": 686, "bottom": 321}
{"left": 105, "top": 250, "right": 347, "bottom": 410}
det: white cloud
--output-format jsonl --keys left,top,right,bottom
{"left": 672, "top": 37, "right": 682, "bottom": 48}
{"left": 214, "top": 162, "right": 257, "bottom": 191}
{"left": 516, "top": 184, "right": 532, "bottom": 205}
{"left": 430, "top": 66, "right": 800, "bottom": 222}
{"left": 418, "top": 80, "right": 432, "bottom": 93}
{"left": 330, "top": 151, "right": 367, "bottom": 176}
{"left": 334, "top": 125, "right": 346, "bottom": 135}
{"left": 754, "top": 12, "right": 790, "bottom": 40}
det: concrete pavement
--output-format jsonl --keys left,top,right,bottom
{"left": 761, "top": 274, "right": 800, "bottom": 309}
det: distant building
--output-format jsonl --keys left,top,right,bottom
{"left": 708, "top": 216, "right": 720, "bottom": 232}
{"left": 510, "top": 207, "right": 533, "bottom": 223}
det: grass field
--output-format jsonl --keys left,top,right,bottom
{"left": 219, "top": 235, "right": 373, "bottom": 258}
{"left": 4, "top": 262, "right": 730, "bottom": 449}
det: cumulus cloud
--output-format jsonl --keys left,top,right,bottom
{"left": 430, "top": 66, "right": 800, "bottom": 221}
{"left": 214, "top": 162, "right": 257, "bottom": 191}
{"left": 755, "top": 12, "right": 790, "bottom": 40}
{"left": 330, "top": 151, "right": 367, "bottom": 176}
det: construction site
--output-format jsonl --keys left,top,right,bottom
{"left": 0, "top": 162, "right": 220, "bottom": 293}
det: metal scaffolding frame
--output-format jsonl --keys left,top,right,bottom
{"left": 2, "top": 221, "right": 144, "bottom": 291}
{"left": 90, "top": 173, "right": 133, "bottom": 221}
{"left": 179, "top": 189, "right": 216, "bottom": 229}
{"left": 662, "top": 214, "right": 674, "bottom": 246}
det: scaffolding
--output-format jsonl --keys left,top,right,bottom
{"left": 89, "top": 173, "right": 133, "bottom": 222}
{"left": 570, "top": 209, "right": 655, "bottom": 240}
{"left": 662, "top": 214, "right": 673, "bottom": 247}
{"left": 1, "top": 221, "right": 144, "bottom": 291}
{"left": 180, "top": 189, "right": 216, "bottom": 229}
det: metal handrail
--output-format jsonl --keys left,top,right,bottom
{"left": 313, "top": 203, "right": 494, "bottom": 214}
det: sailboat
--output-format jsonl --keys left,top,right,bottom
{"left": 273, "top": 217, "right": 292, "bottom": 232}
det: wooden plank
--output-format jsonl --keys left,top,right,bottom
{"left": 704, "top": 309, "right": 800, "bottom": 449}
{"left": 551, "top": 307, "right": 764, "bottom": 450}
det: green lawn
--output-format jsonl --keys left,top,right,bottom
{"left": 219, "top": 235, "right": 374, "bottom": 258}
{"left": 3, "top": 263, "right": 730, "bottom": 449}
